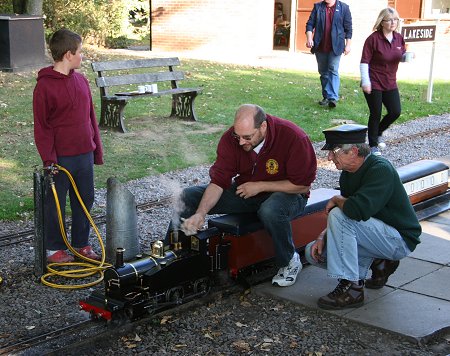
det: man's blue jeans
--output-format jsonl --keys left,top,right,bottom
{"left": 315, "top": 51, "right": 342, "bottom": 101}
{"left": 177, "top": 184, "right": 308, "bottom": 267}
{"left": 305, "top": 208, "right": 411, "bottom": 281}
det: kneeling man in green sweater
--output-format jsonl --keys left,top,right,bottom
{"left": 305, "top": 124, "right": 421, "bottom": 310}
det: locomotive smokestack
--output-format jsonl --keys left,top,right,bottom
{"left": 106, "top": 177, "right": 140, "bottom": 263}
{"left": 115, "top": 247, "right": 125, "bottom": 268}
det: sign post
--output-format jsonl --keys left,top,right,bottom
{"left": 401, "top": 23, "right": 437, "bottom": 103}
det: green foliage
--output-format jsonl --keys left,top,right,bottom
{"left": 0, "top": 2, "right": 14, "bottom": 12}
{"left": 43, "top": 0, "right": 128, "bottom": 45}
{"left": 105, "top": 35, "right": 135, "bottom": 49}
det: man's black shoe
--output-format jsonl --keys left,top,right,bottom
{"left": 328, "top": 99, "right": 337, "bottom": 108}
{"left": 365, "top": 259, "right": 400, "bottom": 289}
{"left": 318, "top": 279, "right": 364, "bottom": 310}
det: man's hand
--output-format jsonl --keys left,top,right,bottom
{"left": 305, "top": 31, "right": 314, "bottom": 48}
{"left": 180, "top": 213, "right": 205, "bottom": 236}
{"left": 325, "top": 195, "right": 347, "bottom": 213}
{"left": 344, "top": 44, "right": 351, "bottom": 55}
{"left": 310, "top": 230, "right": 326, "bottom": 263}
{"left": 236, "top": 182, "right": 261, "bottom": 199}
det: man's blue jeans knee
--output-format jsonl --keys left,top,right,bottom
{"left": 173, "top": 185, "right": 308, "bottom": 267}
{"left": 305, "top": 208, "right": 411, "bottom": 281}
{"left": 257, "top": 192, "right": 307, "bottom": 267}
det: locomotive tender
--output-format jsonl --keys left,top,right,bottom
{"left": 80, "top": 159, "right": 449, "bottom": 321}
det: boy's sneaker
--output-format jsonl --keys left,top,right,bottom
{"left": 370, "top": 147, "right": 382, "bottom": 156}
{"left": 47, "top": 250, "right": 74, "bottom": 263}
{"left": 377, "top": 136, "right": 386, "bottom": 149}
{"left": 318, "top": 98, "right": 329, "bottom": 106}
{"left": 272, "top": 252, "right": 302, "bottom": 287}
{"left": 76, "top": 246, "right": 101, "bottom": 261}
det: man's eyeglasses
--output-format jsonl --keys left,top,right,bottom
{"left": 382, "top": 18, "right": 399, "bottom": 23}
{"left": 329, "top": 147, "right": 342, "bottom": 156}
{"left": 232, "top": 129, "right": 258, "bottom": 141}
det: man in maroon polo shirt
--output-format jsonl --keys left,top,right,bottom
{"left": 174, "top": 104, "right": 317, "bottom": 287}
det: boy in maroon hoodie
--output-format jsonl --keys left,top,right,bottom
{"left": 33, "top": 29, "right": 104, "bottom": 263}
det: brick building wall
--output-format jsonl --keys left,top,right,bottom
{"left": 150, "top": 0, "right": 449, "bottom": 80}
{"left": 151, "top": 0, "right": 273, "bottom": 53}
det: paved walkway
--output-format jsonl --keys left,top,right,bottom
{"left": 253, "top": 209, "right": 450, "bottom": 343}
{"left": 125, "top": 45, "right": 449, "bottom": 81}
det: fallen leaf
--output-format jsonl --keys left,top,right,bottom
{"left": 204, "top": 333, "right": 214, "bottom": 340}
{"left": 235, "top": 322, "right": 248, "bottom": 327}
{"left": 160, "top": 315, "right": 172, "bottom": 324}
{"left": 232, "top": 340, "right": 251, "bottom": 352}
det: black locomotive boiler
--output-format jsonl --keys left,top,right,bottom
{"left": 80, "top": 159, "right": 449, "bottom": 321}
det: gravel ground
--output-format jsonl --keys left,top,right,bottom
{"left": 0, "top": 114, "right": 449, "bottom": 355}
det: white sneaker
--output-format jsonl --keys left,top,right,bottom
{"left": 377, "top": 136, "right": 386, "bottom": 149}
{"left": 371, "top": 147, "right": 382, "bottom": 156}
{"left": 272, "top": 252, "right": 302, "bottom": 287}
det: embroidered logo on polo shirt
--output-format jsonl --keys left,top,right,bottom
{"left": 266, "top": 159, "right": 279, "bottom": 175}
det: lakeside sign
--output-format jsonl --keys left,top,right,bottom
{"left": 401, "top": 25, "right": 436, "bottom": 42}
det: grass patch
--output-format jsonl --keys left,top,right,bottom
{"left": 0, "top": 47, "right": 448, "bottom": 220}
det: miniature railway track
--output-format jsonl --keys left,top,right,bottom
{"left": 0, "top": 196, "right": 173, "bottom": 247}
{"left": 0, "top": 285, "right": 242, "bottom": 356}
{"left": 0, "top": 124, "right": 449, "bottom": 247}
{"left": 0, "top": 320, "right": 94, "bottom": 355}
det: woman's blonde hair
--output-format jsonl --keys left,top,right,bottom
{"left": 373, "top": 7, "right": 401, "bottom": 32}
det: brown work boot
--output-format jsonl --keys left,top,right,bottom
{"left": 365, "top": 259, "right": 400, "bottom": 289}
{"left": 318, "top": 279, "right": 364, "bottom": 310}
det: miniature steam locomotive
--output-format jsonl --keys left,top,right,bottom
{"left": 80, "top": 159, "right": 449, "bottom": 321}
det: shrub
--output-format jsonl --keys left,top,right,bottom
{"left": 43, "top": 0, "right": 128, "bottom": 45}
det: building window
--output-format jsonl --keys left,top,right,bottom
{"left": 423, "top": 0, "right": 450, "bottom": 19}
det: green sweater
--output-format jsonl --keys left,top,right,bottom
{"left": 340, "top": 154, "right": 421, "bottom": 252}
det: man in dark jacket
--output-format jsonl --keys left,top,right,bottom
{"left": 175, "top": 104, "right": 317, "bottom": 287}
{"left": 305, "top": 124, "right": 421, "bottom": 310}
{"left": 306, "top": 0, "right": 352, "bottom": 108}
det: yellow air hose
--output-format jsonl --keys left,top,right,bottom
{"left": 40, "top": 165, "right": 111, "bottom": 289}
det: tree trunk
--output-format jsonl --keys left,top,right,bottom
{"left": 26, "top": 0, "right": 43, "bottom": 15}
{"left": 12, "top": 0, "right": 43, "bottom": 15}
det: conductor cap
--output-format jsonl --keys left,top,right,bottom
{"left": 321, "top": 124, "right": 368, "bottom": 150}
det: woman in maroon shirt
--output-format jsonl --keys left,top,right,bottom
{"left": 360, "top": 8, "right": 407, "bottom": 156}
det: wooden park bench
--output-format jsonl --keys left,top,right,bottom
{"left": 91, "top": 57, "right": 202, "bottom": 132}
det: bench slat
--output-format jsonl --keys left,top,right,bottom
{"left": 92, "top": 57, "right": 181, "bottom": 72}
{"left": 96, "top": 71, "right": 185, "bottom": 88}
{"left": 109, "top": 87, "right": 202, "bottom": 99}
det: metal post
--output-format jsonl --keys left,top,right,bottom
{"left": 33, "top": 169, "right": 47, "bottom": 277}
{"left": 426, "top": 40, "right": 436, "bottom": 103}
{"left": 426, "top": 20, "right": 439, "bottom": 103}
{"left": 149, "top": 0, "right": 152, "bottom": 51}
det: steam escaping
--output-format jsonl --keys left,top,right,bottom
{"left": 159, "top": 177, "right": 185, "bottom": 232}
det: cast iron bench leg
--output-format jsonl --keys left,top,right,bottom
{"left": 171, "top": 92, "right": 198, "bottom": 121}
{"left": 100, "top": 99, "right": 128, "bottom": 133}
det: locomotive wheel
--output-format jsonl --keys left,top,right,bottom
{"left": 166, "top": 287, "right": 184, "bottom": 304}
{"left": 194, "top": 277, "right": 210, "bottom": 294}
{"left": 125, "top": 305, "right": 135, "bottom": 320}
